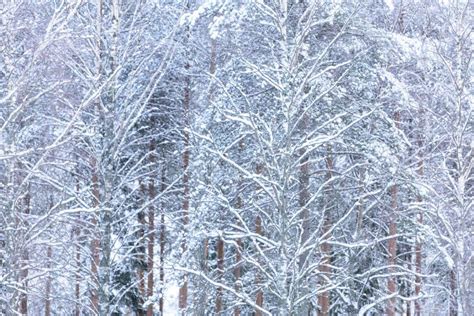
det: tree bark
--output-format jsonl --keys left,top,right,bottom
{"left": 255, "top": 214, "right": 264, "bottom": 316}
{"left": 159, "top": 166, "right": 167, "bottom": 315}
{"left": 387, "top": 110, "right": 399, "bottom": 316}
{"left": 146, "top": 140, "right": 157, "bottom": 316}
{"left": 45, "top": 244, "right": 52, "bottom": 316}
{"left": 318, "top": 154, "right": 333, "bottom": 316}
{"left": 450, "top": 269, "right": 458, "bottom": 316}
{"left": 90, "top": 158, "right": 100, "bottom": 315}
{"left": 216, "top": 237, "right": 224, "bottom": 313}
{"left": 255, "top": 163, "right": 264, "bottom": 316}
{"left": 414, "top": 109, "right": 424, "bottom": 316}
{"left": 178, "top": 52, "right": 191, "bottom": 316}
{"left": 19, "top": 191, "right": 30, "bottom": 316}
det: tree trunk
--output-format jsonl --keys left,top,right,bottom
{"left": 414, "top": 109, "right": 424, "bottom": 316}
{"left": 234, "top": 149, "right": 244, "bottom": 316}
{"left": 318, "top": 155, "right": 333, "bottom": 316}
{"left": 386, "top": 111, "right": 400, "bottom": 316}
{"left": 178, "top": 54, "right": 191, "bottom": 316}
{"left": 450, "top": 269, "right": 458, "bottom": 316}
{"left": 255, "top": 214, "right": 264, "bottom": 316}
{"left": 19, "top": 191, "right": 30, "bottom": 316}
{"left": 216, "top": 237, "right": 224, "bottom": 314}
{"left": 138, "top": 182, "right": 147, "bottom": 314}
{"left": 75, "top": 225, "right": 81, "bottom": 316}
{"left": 90, "top": 158, "right": 100, "bottom": 315}
{"left": 146, "top": 140, "right": 157, "bottom": 316}
{"left": 45, "top": 244, "right": 52, "bottom": 316}
{"left": 234, "top": 238, "right": 242, "bottom": 316}
{"left": 159, "top": 166, "right": 167, "bottom": 316}
{"left": 254, "top": 163, "right": 264, "bottom": 315}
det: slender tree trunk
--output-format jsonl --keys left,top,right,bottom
{"left": 234, "top": 144, "right": 244, "bottom": 316}
{"left": 147, "top": 140, "right": 157, "bottom": 316}
{"left": 414, "top": 109, "right": 424, "bottom": 316}
{"left": 75, "top": 223, "right": 81, "bottom": 316}
{"left": 299, "top": 111, "right": 311, "bottom": 315}
{"left": 255, "top": 163, "right": 264, "bottom": 316}
{"left": 90, "top": 158, "right": 100, "bottom": 315}
{"left": 44, "top": 199, "right": 55, "bottom": 316}
{"left": 19, "top": 191, "right": 30, "bottom": 315}
{"left": 255, "top": 214, "right": 264, "bottom": 316}
{"left": 298, "top": 127, "right": 310, "bottom": 268}
{"left": 216, "top": 237, "right": 224, "bottom": 313}
{"left": 159, "top": 166, "right": 166, "bottom": 315}
{"left": 318, "top": 155, "right": 333, "bottom": 316}
{"left": 178, "top": 54, "right": 191, "bottom": 316}
{"left": 138, "top": 182, "right": 147, "bottom": 314}
{"left": 386, "top": 111, "right": 400, "bottom": 316}
{"left": 234, "top": 238, "right": 242, "bottom": 316}
{"left": 74, "top": 175, "right": 81, "bottom": 316}
{"left": 45, "top": 244, "right": 52, "bottom": 316}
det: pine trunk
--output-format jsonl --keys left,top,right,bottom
{"left": 179, "top": 58, "right": 191, "bottom": 316}
{"left": 147, "top": 140, "right": 157, "bottom": 316}
{"left": 159, "top": 167, "right": 167, "bottom": 315}
{"left": 318, "top": 155, "right": 333, "bottom": 316}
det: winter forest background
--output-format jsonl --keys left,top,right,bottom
{"left": 0, "top": 0, "right": 472, "bottom": 315}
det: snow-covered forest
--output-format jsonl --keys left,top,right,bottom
{"left": 0, "top": 0, "right": 472, "bottom": 315}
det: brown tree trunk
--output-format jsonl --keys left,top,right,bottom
{"left": 414, "top": 110, "right": 424, "bottom": 316}
{"left": 45, "top": 244, "right": 52, "bottom": 316}
{"left": 387, "top": 185, "right": 399, "bottom": 316}
{"left": 386, "top": 111, "right": 400, "bottom": 316}
{"left": 178, "top": 56, "right": 191, "bottom": 316}
{"left": 318, "top": 155, "right": 333, "bottom": 316}
{"left": 216, "top": 238, "right": 224, "bottom": 313}
{"left": 147, "top": 140, "right": 157, "bottom": 316}
{"left": 159, "top": 167, "right": 166, "bottom": 316}
{"left": 386, "top": 183, "right": 398, "bottom": 316}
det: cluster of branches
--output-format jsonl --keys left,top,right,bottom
{"left": 0, "top": 0, "right": 471, "bottom": 315}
